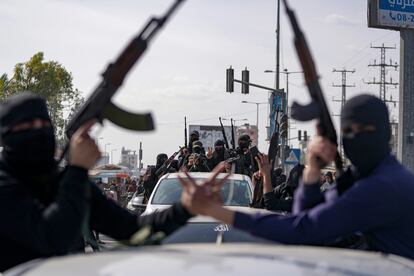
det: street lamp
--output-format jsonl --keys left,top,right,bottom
{"left": 241, "top": 101, "right": 267, "bottom": 129}
{"left": 264, "top": 69, "right": 303, "bottom": 112}
{"left": 265, "top": 69, "right": 303, "bottom": 140}
{"left": 104, "top": 143, "right": 111, "bottom": 164}
{"left": 111, "top": 149, "right": 117, "bottom": 165}
{"left": 222, "top": 118, "right": 248, "bottom": 125}
{"left": 241, "top": 101, "right": 267, "bottom": 142}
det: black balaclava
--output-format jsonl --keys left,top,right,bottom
{"left": 0, "top": 92, "right": 56, "bottom": 180}
{"left": 238, "top": 134, "right": 251, "bottom": 151}
{"left": 169, "top": 159, "right": 179, "bottom": 172}
{"left": 341, "top": 94, "right": 391, "bottom": 177}
{"left": 192, "top": 140, "right": 204, "bottom": 155}
{"left": 214, "top": 139, "right": 225, "bottom": 159}
{"left": 188, "top": 130, "right": 199, "bottom": 153}
{"left": 156, "top": 153, "right": 168, "bottom": 169}
{"left": 286, "top": 164, "right": 305, "bottom": 189}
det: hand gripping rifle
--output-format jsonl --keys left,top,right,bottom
{"left": 62, "top": 0, "right": 186, "bottom": 159}
{"left": 155, "top": 148, "right": 181, "bottom": 178}
{"left": 219, "top": 117, "right": 230, "bottom": 150}
{"left": 282, "top": 0, "right": 343, "bottom": 174}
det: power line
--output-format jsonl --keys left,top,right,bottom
{"left": 365, "top": 43, "right": 399, "bottom": 104}
{"left": 332, "top": 68, "right": 355, "bottom": 159}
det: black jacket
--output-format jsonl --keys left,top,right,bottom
{"left": 0, "top": 163, "right": 191, "bottom": 272}
{"left": 263, "top": 183, "right": 294, "bottom": 212}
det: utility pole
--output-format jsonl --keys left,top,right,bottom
{"left": 138, "top": 141, "right": 143, "bottom": 170}
{"left": 332, "top": 68, "right": 355, "bottom": 160}
{"left": 398, "top": 30, "right": 414, "bottom": 172}
{"left": 367, "top": 0, "right": 414, "bottom": 171}
{"left": 275, "top": 0, "right": 286, "bottom": 170}
{"left": 280, "top": 69, "right": 303, "bottom": 142}
{"left": 276, "top": 0, "right": 281, "bottom": 90}
{"left": 365, "top": 44, "right": 398, "bottom": 104}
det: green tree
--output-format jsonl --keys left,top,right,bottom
{"left": 1, "top": 52, "right": 83, "bottom": 144}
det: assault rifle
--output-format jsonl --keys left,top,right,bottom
{"left": 63, "top": 0, "right": 185, "bottom": 158}
{"left": 268, "top": 107, "right": 281, "bottom": 169}
{"left": 219, "top": 117, "right": 230, "bottom": 150}
{"left": 282, "top": 0, "right": 343, "bottom": 174}
{"left": 230, "top": 118, "right": 236, "bottom": 150}
{"left": 184, "top": 116, "right": 188, "bottom": 148}
{"left": 155, "top": 148, "right": 181, "bottom": 177}
{"left": 225, "top": 155, "right": 240, "bottom": 164}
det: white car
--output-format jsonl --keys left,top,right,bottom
{"left": 6, "top": 244, "right": 414, "bottom": 276}
{"left": 142, "top": 172, "right": 253, "bottom": 216}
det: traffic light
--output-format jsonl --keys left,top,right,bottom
{"left": 241, "top": 67, "right": 249, "bottom": 94}
{"left": 226, "top": 67, "right": 234, "bottom": 93}
{"left": 279, "top": 114, "right": 288, "bottom": 139}
{"left": 304, "top": 130, "right": 308, "bottom": 141}
{"left": 298, "top": 130, "right": 302, "bottom": 141}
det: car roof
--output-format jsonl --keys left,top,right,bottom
{"left": 162, "top": 172, "right": 251, "bottom": 182}
{"left": 9, "top": 244, "right": 414, "bottom": 276}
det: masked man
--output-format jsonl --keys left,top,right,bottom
{"left": 181, "top": 95, "right": 414, "bottom": 260}
{"left": 206, "top": 139, "right": 230, "bottom": 170}
{"left": 0, "top": 93, "right": 193, "bottom": 271}
{"left": 234, "top": 134, "right": 253, "bottom": 176}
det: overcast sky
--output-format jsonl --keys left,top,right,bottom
{"left": 0, "top": 0, "right": 400, "bottom": 165}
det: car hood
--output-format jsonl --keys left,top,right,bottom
{"left": 141, "top": 204, "right": 170, "bottom": 216}
{"left": 6, "top": 244, "right": 414, "bottom": 276}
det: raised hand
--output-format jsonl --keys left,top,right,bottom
{"left": 178, "top": 162, "right": 231, "bottom": 215}
{"left": 255, "top": 153, "right": 271, "bottom": 179}
{"left": 255, "top": 154, "right": 273, "bottom": 194}
{"left": 206, "top": 147, "right": 214, "bottom": 159}
{"left": 69, "top": 120, "right": 101, "bottom": 170}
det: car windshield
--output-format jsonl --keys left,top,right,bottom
{"left": 151, "top": 178, "right": 252, "bottom": 206}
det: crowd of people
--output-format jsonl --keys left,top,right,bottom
{"left": 1, "top": 91, "right": 414, "bottom": 272}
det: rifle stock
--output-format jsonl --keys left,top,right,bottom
{"left": 61, "top": 0, "right": 185, "bottom": 160}
{"left": 282, "top": 0, "right": 343, "bottom": 174}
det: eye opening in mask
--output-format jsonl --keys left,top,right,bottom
{"left": 341, "top": 124, "right": 376, "bottom": 139}
{"left": 9, "top": 118, "right": 52, "bottom": 134}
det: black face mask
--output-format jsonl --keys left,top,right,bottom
{"left": 342, "top": 131, "right": 389, "bottom": 177}
{"left": 193, "top": 147, "right": 202, "bottom": 154}
{"left": 238, "top": 141, "right": 249, "bottom": 150}
{"left": 341, "top": 95, "right": 391, "bottom": 178}
{"left": 2, "top": 127, "right": 56, "bottom": 178}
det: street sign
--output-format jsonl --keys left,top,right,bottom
{"left": 285, "top": 148, "right": 301, "bottom": 165}
{"left": 369, "top": 0, "right": 414, "bottom": 30}
{"left": 268, "top": 90, "right": 285, "bottom": 141}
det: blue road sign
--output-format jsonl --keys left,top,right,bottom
{"left": 268, "top": 91, "right": 285, "bottom": 140}
{"left": 285, "top": 148, "right": 301, "bottom": 165}
{"left": 378, "top": 0, "right": 414, "bottom": 29}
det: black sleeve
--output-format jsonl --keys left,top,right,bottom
{"left": 263, "top": 192, "right": 293, "bottom": 212}
{"left": 89, "top": 184, "right": 193, "bottom": 240}
{"left": 0, "top": 166, "right": 90, "bottom": 255}
{"left": 206, "top": 158, "right": 217, "bottom": 171}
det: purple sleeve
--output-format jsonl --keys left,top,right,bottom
{"left": 233, "top": 178, "right": 401, "bottom": 245}
{"left": 292, "top": 182, "right": 324, "bottom": 215}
